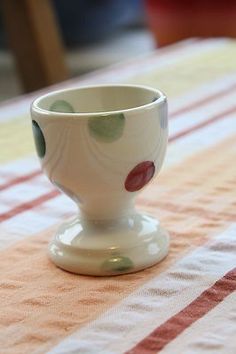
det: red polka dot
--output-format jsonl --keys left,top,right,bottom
{"left": 125, "top": 161, "right": 155, "bottom": 192}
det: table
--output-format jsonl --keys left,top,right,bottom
{"left": 0, "top": 38, "right": 236, "bottom": 354}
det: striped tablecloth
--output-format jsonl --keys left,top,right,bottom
{"left": 0, "top": 38, "right": 236, "bottom": 354}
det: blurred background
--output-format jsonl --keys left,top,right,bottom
{"left": 1, "top": 0, "right": 236, "bottom": 102}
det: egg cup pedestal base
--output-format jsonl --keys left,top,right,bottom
{"left": 48, "top": 213, "right": 169, "bottom": 276}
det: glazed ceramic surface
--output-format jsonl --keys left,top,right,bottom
{"left": 31, "top": 84, "right": 169, "bottom": 275}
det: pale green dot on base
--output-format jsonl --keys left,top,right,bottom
{"left": 88, "top": 113, "right": 125, "bottom": 142}
{"left": 50, "top": 100, "right": 74, "bottom": 113}
{"left": 102, "top": 256, "right": 133, "bottom": 273}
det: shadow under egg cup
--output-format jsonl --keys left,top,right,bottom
{"left": 31, "top": 84, "right": 169, "bottom": 276}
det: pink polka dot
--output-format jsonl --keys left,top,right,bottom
{"left": 125, "top": 161, "right": 155, "bottom": 192}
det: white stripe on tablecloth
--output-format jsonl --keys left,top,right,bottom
{"left": 0, "top": 175, "right": 53, "bottom": 213}
{"left": 47, "top": 224, "right": 236, "bottom": 354}
{"left": 0, "top": 39, "right": 229, "bottom": 123}
{"left": 162, "top": 291, "right": 236, "bottom": 354}
{"left": 0, "top": 155, "right": 39, "bottom": 180}
{"left": 165, "top": 114, "right": 236, "bottom": 167}
{"left": 1, "top": 154, "right": 40, "bottom": 176}
{"left": 0, "top": 193, "right": 76, "bottom": 249}
{"left": 169, "top": 90, "right": 236, "bottom": 137}
{"left": 169, "top": 73, "right": 236, "bottom": 113}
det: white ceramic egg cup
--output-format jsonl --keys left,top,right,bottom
{"left": 31, "top": 84, "right": 169, "bottom": 276}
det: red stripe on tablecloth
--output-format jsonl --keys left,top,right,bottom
{"left": 126, "top": 268, "right": 236, "bottom": 354}
{"left": 0, "top": 189, "right": 60, "bottom": 222}
{"left": 0, "top": 104, "right": 235, "bottom": 223}
{"left": 170, "top": 83, "right": 236, "bottom": 118}
{"left": 169, "top": 105, "right": 236, "bottom": 142}
{"left": 0, "top": 169, "right": 41, "bottom": 192}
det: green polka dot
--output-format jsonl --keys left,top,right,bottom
{"left": 102, "top": 256, "right": 133, "bottom": 273}
{"left": 88, "top": 113, "right": 125, "bottom": 142}
{"left": 50, "top": 100, "right": 74, "bottom": 113}
{"left": 32, "top": 120, "right": 46, "bottom": 158}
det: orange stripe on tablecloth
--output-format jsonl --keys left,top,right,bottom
{"left": 1, "top": 105, "right": 235, "bottom": 224}
{"left": 0, "top": 189, "right": 60, "bottom": 222}
{"left": 0, "top": 136, "right": 235, "bottom": 354}
{"left": 140, "top": 200, "right": 236, "bottom": 222}
{"left": 169, "top": 105, "right": 236, "bottom": 142}
{"left": 126, "top": 268, "right": 236, "bottom": 354}
{"left": 0, "top": 169, "right": 41, "bottom": 191}
{"left": 0, "top": 227, "right": 216, "bottom": 354}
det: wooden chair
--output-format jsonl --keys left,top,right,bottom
{"left": 1, "top": 0, "right": 69, "bottom": 92}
